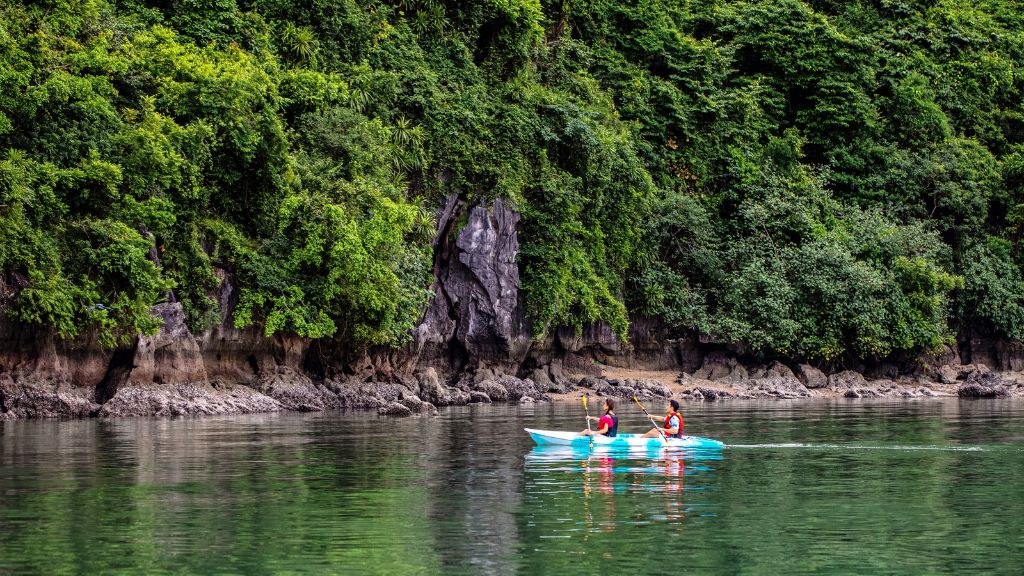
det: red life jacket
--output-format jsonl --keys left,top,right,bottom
{"left": 663, "top": 411, "right": 684, "bottom": 438}
{"left": 605, "top": 413, "right": 618, "bottom": 437}
{"left": 596, "top": 413, "right": 618, "bottom": 437}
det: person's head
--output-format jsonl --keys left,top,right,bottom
{"left": 668, "top": 399, "right": 680, "bottom": 413}
{"left": 604, "top": 399, "right": 615, "bottom": 414}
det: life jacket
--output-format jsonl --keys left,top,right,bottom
{"left": 605, "top": 413, "right": 618, "bottom": 437}
{"left": 663, "top": 411, "right": 684, "bottom": 438}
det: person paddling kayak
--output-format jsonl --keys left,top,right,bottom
{"left": 642, "top": 399, "right": 684, "bottom": 438}
{"left": 580, "top": 399, "right": 618, "bottom": 437}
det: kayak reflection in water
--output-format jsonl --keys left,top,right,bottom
{"left": 580, "top": 454, "right": 618, "bottom": 534}
{"left": 663, "top": 456, "right": 686, "bottom": 527}
{"left": 580, "top": 399, "right": 619, "bottom": 437}
{"left": 642, "top": 399, "right": 684, "bottom": 439}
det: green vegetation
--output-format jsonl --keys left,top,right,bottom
{"left": 1, "top": 0, "right": 1023, "bottom": 360}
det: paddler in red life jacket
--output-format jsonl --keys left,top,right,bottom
{"left": 642, "top": 399, "right": 684, "bottom": 438}
{"left": 580, "top": 399, "right": 619, "bottom": 437}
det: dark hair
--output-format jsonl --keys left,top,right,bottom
{"left": 669, "top": 399, "right": 680, "bottom": 411}
{"left": 604, "top": 399, "right": 615, "bottom": 413}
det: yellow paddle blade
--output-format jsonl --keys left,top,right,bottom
{"left": 582, "top": 396, "right": 587, "bottom": 410}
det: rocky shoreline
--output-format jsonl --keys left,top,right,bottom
{"left": 3, "top": 347, "right": 1020, "bottom": 421}
{"left": 555, "top": 361, "right": 1022, "bottom": 408}
{"left": 678, "top": 359, "right": 1021, "bottom": 401}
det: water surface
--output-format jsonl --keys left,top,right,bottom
{"left": 1, "top": 399, "right": 1022, "bottom": 575}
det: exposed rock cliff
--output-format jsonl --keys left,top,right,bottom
{"left": 412, "top": 195, "right": 530, "bottom": 376}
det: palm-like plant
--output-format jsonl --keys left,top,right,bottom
{"left": 280, "top": 22, "right": 319, "bottom": 67}
{"left": 390, "top": 117, "right": 426, "bottom": 172}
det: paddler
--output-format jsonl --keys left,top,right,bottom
{"left": 580, "top": 399, "right": 618, "bottom": 437}
{"left": 642, "top": 399, "right": 684, "bottom": 438}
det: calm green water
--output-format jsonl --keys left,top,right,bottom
{"left": 2, "top": 400, "right": 1023, "bottom": 575}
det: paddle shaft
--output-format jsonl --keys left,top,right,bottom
{"left": 633, "top": 397, "right": 669, "bottom": 443}
{"left": 583, "top": 396, "right": 592, "bottom": 432}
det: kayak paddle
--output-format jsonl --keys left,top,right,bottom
{"left": 582, "top": 395, "right": 592, "bottom": 432}
{"left": 633, "top": 396, "right": 669, "bottom": 443}
{"left": 582, "top": 395, "right": 594, "bottom": 447}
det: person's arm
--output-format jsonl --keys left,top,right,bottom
{"left": 595, "top": 422, "right": 609, "bottom": 435}
{"left": 650, "top": 414, "right": 667, "bottom": 431}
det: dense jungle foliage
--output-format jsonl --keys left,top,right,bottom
{"left": 1, "top": 0, "right": 1023, "bottom": 360}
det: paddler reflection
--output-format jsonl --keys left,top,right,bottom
{"left": 579, "top": 450, "right": 690, "bottom": 533}
{"left": 663, "top": 456, "right": 686, "bottom": 527}
{"left": 581, "top": 453, "right": 617, "bottom": 533}
{"left": 581, "top": 448, "right": 692, "bottom": 532}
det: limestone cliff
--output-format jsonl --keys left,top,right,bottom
{"left": 412, "top": 195, "right": 530, "bottom": 375}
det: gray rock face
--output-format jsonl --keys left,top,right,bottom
{"left": 554, "top": 324, "right": 620, "bottom": 356}
{"left": 937, "top": 365, "right": 959, "bottom": 384}
{"left": 693, "top": 352, "right": 749, "bottom": 384}
{"left": 446, "top": 388, "right": 472, "bottom": 405}
{"left": 0, "top": 380, "right": 98, "bottom": 419}
{"left": 866, "top": 362, "right": 900, "bottom": 380}
{"left": 101, "top": 302, "right": 225, "bottom": 410}
{"left": 595, "top": 382, "right": 635, "bottom": 398}
{"left": 416, "top": 367, "right": 469, "bottom": 406}
{"left": 378, "top": 402, "right": 414, "bottom": 417}
{"left": 919, "top": 343, "right": 960, "bottom": 369}
{"left": 828, "top": 370, "right": 867, "bottom": 389}
{"left": 814, "top": 377, "right": 948, "bottom": 400}
{"left": 412, "top": 197, "right": 530, "bottom": 375}
{"left": 530, "top": 368, "right": 556, "bottom": 392}
{"left": 736, "top": 362, "right": 811, "bottom": 399}
{"left": 473, "top": 367, "right": 497, "bottom": 384}
{"left": 957, "top": 383, "right": 1009, "bottom": 398}
{"left": 594, "top": 379, "right": 666, "bottom": 399}
{"left": 749, "top": 376, "right": 811, "bottom": 399}
{"left": 578, "top": 376, "right": 609, "bottom": 389}
{"left": 627, "top": 379, "right": 672, "bottom": 398}
{"left": 957, "top": 334, "right": 1024, "bottom": 371}
{"left": 99, "top": 383, "right": 281, "bottom": 417}
{"left": 473, "top": 379, "right": 510, "bottom": 402}
{"left": 696, "top": 387, "right": 726, "bottom": 401}
{"left": 996, "top": 340, "right": 1024, "bottom": 371}
{"left": 257, "top": 366, "right": 330, "bottom": 412}
{"left": 469, "top": 391, "right": 492, "bottom": 403}
{"left": 399, "top": 395, "right": 439, "bottom": 415}
{"left": 0, "top": 315, "right": 109, "bottom": 418}
{"left": 319, "top": 379, "right": 376, "bottom": 410}
{"left": 417, "top": 368, "right": 442, "bottom": 399}
{"left": 498, "top": 376, "right": 547, "bottom": 401}
{"left": 796, "top": 364, "right": 828, "bottom": 389}
{"left": 130, "top": 302, "right": 208, "bottom": 387}
{"left": 957, "top": 370, "right": 1009, "bottom": 398}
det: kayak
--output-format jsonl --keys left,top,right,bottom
{"left": 524, "top": 428, "right": 725, "bottom": 450}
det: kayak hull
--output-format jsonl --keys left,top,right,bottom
{"left": 524, "top": 428, "right": 725, "bottom": 450}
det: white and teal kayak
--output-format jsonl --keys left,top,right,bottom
{"left": 525, "top": 428, "right": 725, "bottom": 450}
